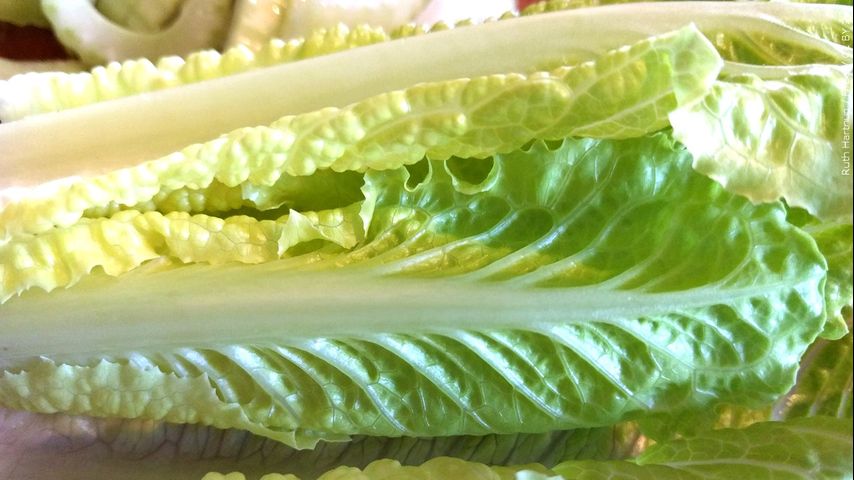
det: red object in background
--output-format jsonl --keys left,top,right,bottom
{"left": 0, "top": 21, "right": 69, "bottom": 60}
{"left": 517, "top": 0, "right": 541, "bottom": 10}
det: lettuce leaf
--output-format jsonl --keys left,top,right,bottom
{"left": 671, "top": 65, "right": 853, "bottom": 223}
{"left": 0, "top": 25, "right": 721, "bottom": 242}
{"left": 0, "top": 204, "right": 364, "bottom": 302}
{"left": 0, "top": 133, "right": 828, "bottom": 449}
{"left": 191, "top": 418, "right": 851, "bottom": 479}
{"left": 0, "top": 2, "right": 850, "bottom": 479}
{"left": 547, "top": 417, "right": 852, "bottom": 480}
{"left": 0, "top": 23, "right": 394, "bottom": 121}
{"left": 774, "top": 329, "right": 853, "bottom": 420}
{"left": 807, "top": 222, "right": 854, "bottom": 336}
{"left": 3, "top": 2, "right": 849, "bottom": 122}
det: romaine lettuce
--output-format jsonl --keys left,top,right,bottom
{"left": 0, "top": 1, "right": 851, "bottom": 479}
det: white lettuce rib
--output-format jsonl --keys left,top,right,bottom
{"left": 0, "top": 266, "right": 808, "bottom": 364}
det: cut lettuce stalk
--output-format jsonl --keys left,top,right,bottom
{"left": 2, "top": 2, "right": 849, "bottom": 123}
{"left": 39, "top": 0, "right": 232, "bottom": 65}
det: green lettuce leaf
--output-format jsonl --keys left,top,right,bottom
{"left": 774, "top": 329, "right": 853, "bottom": 420}
{"left": 807, "top": 222, "right": 854, "bottom": 336}
{"left": 0, "top": 134, "right": 828, "bottom": 448}
{"left": 540, "top": 417, "right": 853, "bottom": 480}
{"left": 0, "top": 24, "right": 724, "bottom": 224}
{"left": 3, "top": 2, "right": 849, "bottom": 122}
{"left": 0, "top": 25, "right": 721, "bottom": 243}
{"left": 0, "top": 23, "right": 395, "bottom": 121}
{"left": 0, "top": 204, "right": 364, "bottom": 302}
{"left": 0, "top": 3, "right": 849, "bottom": 479}
{"left": 671, "top": 65, "right": 854, "bottom": 223}
{"left": 194, "top": 418, "right": 853, "bottom": 479}
{"left": 523, "top": 0, "right": 852, "bottom": 65}
{"left": 789, "top": 18, "right": 854, "bottom": 47}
